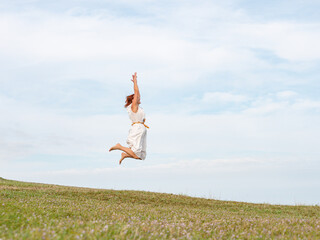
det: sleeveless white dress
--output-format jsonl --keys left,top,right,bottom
{"left": 126, "top": 104, "right": 147, "bottom": 160}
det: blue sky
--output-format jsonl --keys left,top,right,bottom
{"left": 1, "top": 0, "right": 320, "bottom": 205}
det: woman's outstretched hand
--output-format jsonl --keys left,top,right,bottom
{"left": 131, "top": 72, "right": 137, "bottom": 83}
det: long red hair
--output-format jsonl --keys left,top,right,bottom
{"left": 124, "top": 94, "right": 134, "bottom": 108}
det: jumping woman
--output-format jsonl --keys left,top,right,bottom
{"left": 109, "top": 72, "right": 149, "bottom": 165}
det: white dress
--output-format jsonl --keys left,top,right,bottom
{"left": 126, "top": 104, "right": 147, "bottom": 160}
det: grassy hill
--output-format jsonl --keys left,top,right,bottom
{"left": 1, "top": 177, "right": 319, "bottom": 239}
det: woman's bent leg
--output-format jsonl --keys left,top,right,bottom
{"left": 109, "top": 143, "right": 140, "bottom": 159}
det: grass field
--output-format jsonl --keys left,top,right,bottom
{"left": 1, "top": 177, "right": 319, "bottom": 239}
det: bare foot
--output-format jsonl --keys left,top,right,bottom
{"left": 109, "top": 143, "right": 121, "bottom": 152}
{"left": 119, "top": 152, "right": 126, "bottom": 165}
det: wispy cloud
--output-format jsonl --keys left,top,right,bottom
{"left": 202, "top": 92, "right": 248, "bottom": 103}
{"left": 1, "top": 90, "right": 319, "bottom": 164}
{"left": 276, "top": 90, "right": 297, "bottom": 99}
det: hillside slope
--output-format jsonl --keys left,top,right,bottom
{"left": 1, "top": 177, "right": 319, "bottom": 239}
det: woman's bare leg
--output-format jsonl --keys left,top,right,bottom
{"left": 119, "top": 152, "right": 132, "bottom": 165}
{"left": 109, "top": 143, "right": 141, "bottom": 159}
{"left": 109, "top": 143, "right": 122, "bottom": 152}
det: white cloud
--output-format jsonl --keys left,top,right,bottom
{"left": 2, "top": 91, "right": 320, "bottom": 164}
{"left": 0, "top": 95, "right": 128, "bottom": 162}
{"left": 202, "top": 92, "right": 248, "bottom": 103}
{"left": 1, "top": 11, "right": 244, "bottom": 88}
{"left": 276, "top": 90, "right": 297, "bottom": 99}
{"left": 243, "top": 93, "right": 320, "bottom": 115}
{"left": 292, "top": 99, "right": 320, "bottom": 111}
{"left": 230, "top": 22, "right": 320, "bottom": 61}
{"left": 243, "top": 101, "right": 288, "bottom": 115}
{"left": 1, "top": 2, "right": 319, "bottom": 92}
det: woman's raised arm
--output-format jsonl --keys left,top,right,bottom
{"left": 131, "top": 72, "right": 140, "bottom": 113}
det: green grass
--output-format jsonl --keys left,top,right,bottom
{"left": 1, "top": 177, "right": 319, "bottom": 239}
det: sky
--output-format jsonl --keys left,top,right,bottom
{"left": 1, "top": 0, "right": 320, "bottom": 205}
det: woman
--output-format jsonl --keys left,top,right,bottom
{"left": 109, "top": 72, "right": 148, "bottom": 165}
